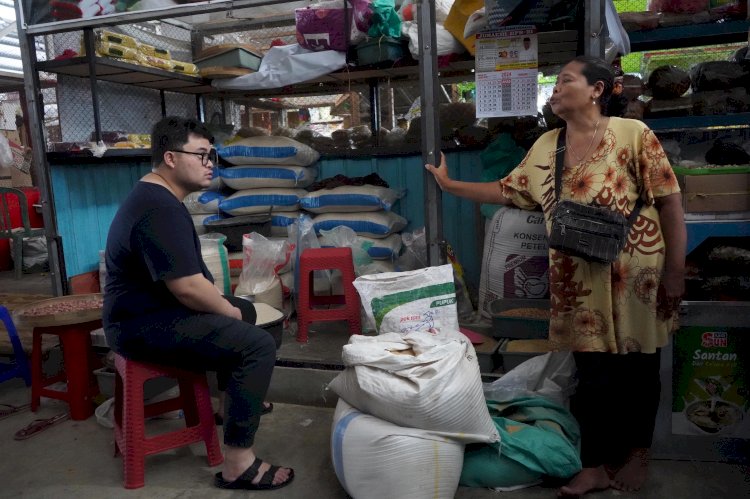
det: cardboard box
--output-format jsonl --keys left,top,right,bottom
{"left": 672, "top": 326, "right": 750, "bottom": 438}
{"left": 678, "top": 173, "right": 750, "bottom": 213}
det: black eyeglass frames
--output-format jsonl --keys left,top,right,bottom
{"left": 171, "top": 148, "right": 218, "bottom": 166}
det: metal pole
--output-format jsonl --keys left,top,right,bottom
{"left": 160, "top": 90, "right": 167, "bottom": 117}
{"left": 416, "top": 0, "right": 444, "bottom": 267}
{"left": 584, "top": 0, "right": 606, "bottom": 58}
{"left": 368, "top": 78, "right": 379, "bottom": 144}
{"left": 16, "top": 8, "right": 64, "bottom": 295}
{"left": 83, "top": 29, "right": 102, "bottom": 143}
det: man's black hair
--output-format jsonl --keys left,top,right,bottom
{"left": 151, "top": 116, "right": 214, "bottom": 167}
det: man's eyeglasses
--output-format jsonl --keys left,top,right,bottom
{"left": 171, "top": 149, "right": 218, "bottom": 166}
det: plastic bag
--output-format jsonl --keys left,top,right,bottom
{"left": 319, "top": 225, "right": 374, "bottom": 275}
{"left": 394, "top": 226, "right": 427, "bottom": 271}
{"left": 0, "top": 133, "right": 13, "bottom": 168}
{"left": 482, "top": 352, "right": 577, "bottom": 407}
{"left": 368, "top": 0, "right": 401, "bottom": 38}
{"left": 289, "top": 214, "right": 330, "bottom": 297}
{"left": 235, "top": 232, "right": 292, "bottom": 297}
{"left": 212, "top": 44, "right": 347, "bottom": 91}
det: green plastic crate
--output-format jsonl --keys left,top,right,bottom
{"left": 356, "top": 37, "right": 403, "bottom": 66}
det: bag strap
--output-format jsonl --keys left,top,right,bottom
{"left": 554, "top": 127, "right": 644, "bottom": 225}
{"left": 554, "top": 129, "right": 566, "bottom": 201}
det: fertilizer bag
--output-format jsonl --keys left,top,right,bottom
{"left": 353, "top": 264, "right": 459, "bottom": 335}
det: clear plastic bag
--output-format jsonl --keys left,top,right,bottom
{"left": 0, "top": 133, "right": 13, "bottom": 168}
{"left": 319, "top": 225, "right": 373, "bottom": 275}
{"left": 235, "top": 232, "right": 291, "bottom": 297}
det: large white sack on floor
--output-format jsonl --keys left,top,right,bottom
{"left": 327, "top": 331, "right": 499, "bottom": 443}
{"left": 331, "top": 399, "right": 464, "bottom": 499}
{"left": 478, "top": 206, "right": 549, "bottom": 318}
{"left": 354, "top": 264, "right": 459, "bottom": 335}
{"left": 271, "top": 210, "right": 301, "bottom": 237}
{"left": 212, "top": 43, "right": 347, "bottom": 91}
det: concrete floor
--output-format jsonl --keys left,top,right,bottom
{"left": 1, "top": 270, "right": 749, "bottom": 498}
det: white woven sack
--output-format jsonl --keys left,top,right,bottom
{"left": 219, "top": 188, "right": 306, "bottom": 216}
{"left": 312, "top": 211, "right": 407, "bottom": 238}
{"left": 300, "top": 185, "right": 400, "bottom": 213}
{"left": 218, "top": 135, "right": 320, "bottom": 166}
{"left": 331, "top": 399, "right": 464, "bottom": 499}
{"left": 354, "top": 264, "right": 459, "bottom": 335}
{"left": 478, "top": 206, "right": 549, "bottom": 318}
{"left": 361, "top": 234, "right": 402, "bottom": 260}
{"left": 271, "top": 210, "right": 300, "bottom": 237}
{"left": 183, "top": 190, "right": 224, "bottom": 214}
{"left": 191, "top": 213, "right": 222, "bottom": 235}
{"left": 327, "top": 331, "right": 499, "bottom": 443}
{"left": 220, "top": 165, "right": 317, "bottom": 190}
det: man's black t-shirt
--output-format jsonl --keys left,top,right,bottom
{"left": 103, "top": 181, "right": 212, "bottom": 326}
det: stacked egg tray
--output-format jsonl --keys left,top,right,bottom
{"left": 490, "top": 298, "right": 551, "bottom": 372}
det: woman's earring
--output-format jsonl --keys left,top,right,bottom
{"left": 592, "top": 98, "right": 597, "bottom": 105}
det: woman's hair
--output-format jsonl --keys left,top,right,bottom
{"left": 151, "top": 116, "right": 214, "bottom": 167}
{"left": 571, "top": 56, "right": 623, "bottom": 117}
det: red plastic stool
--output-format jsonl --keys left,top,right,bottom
{"left": 30, "top": 319, "right": 102, "bottom": 420}
{"left": 112, "top": 353, "right": 223, "bottom": 489}
{"left": 297, "top": 247, "right": 361, "bottom": 343}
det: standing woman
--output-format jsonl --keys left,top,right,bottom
{"left": 426, "top": 56, "right": 686, "bottom": 496}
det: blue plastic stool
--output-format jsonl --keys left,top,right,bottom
{"left": 0, "top": 305, "right": 32, "bottom": 385}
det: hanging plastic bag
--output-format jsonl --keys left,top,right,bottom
{"left": 0, "top": 133, "right": 13, "bottom": 168}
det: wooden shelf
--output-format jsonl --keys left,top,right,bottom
{"left": 36, "top": 56, "right": 213, "bottom": 93}
{"left": 644, "top": 113, "right": 750, "bottom": 131}
{"left": 628, "top": 19, "right": 750, "bottom": 52}
{"left": 35, "top": 30, "right": 578, "bottom": 97}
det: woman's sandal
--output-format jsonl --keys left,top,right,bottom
{"left": 214, "top": 402, "right": 273, "bottom": 425}
{"left": 13, "top": 412, "right": 70, "bottom": 440}
{"left": 214, "top": 457, "right": 294, "bottom": 490}
{"left": 0, "top": 403, "right": 31, "bottom": 422}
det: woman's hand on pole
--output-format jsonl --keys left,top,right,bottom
{"left": 424, "top": 152, "right": 452, "bottom": 192}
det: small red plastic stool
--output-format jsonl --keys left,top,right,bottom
{"left": 297, "top": 247, "right": 361, "bottom": 343}
{"left": 112, "top": 353, "right": 223, "bottom": 489}
{"left": 30, "top": 319, "right": 102, "bottom": 420}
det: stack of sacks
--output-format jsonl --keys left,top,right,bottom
{"left": 328, "top": 331, "right": 500, "bottom": 499}
{"left": 216, "top": 135, "right": 319, "bottom": 232}
{"left": 184, "top": 167, "right": 224, "bottom": 235}
{"left": 300, "top": 180, "right": 406, "bottom": 268}
{"left": 329, "top": 264, "right": 499, "bottom": 498}
{"left": 215, "top": 135, "right": 318, "bottom": 289}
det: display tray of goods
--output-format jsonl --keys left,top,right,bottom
{"left": 195, "top": 44, "right": 263, "bottom": 78}
{"left": 490, "top": 298, "right": 551, "bottom": 339}
{"left": 13, "top": 293, "right": 103, "bottom": 327}
{"left": 498, "top": 339, "right": 553, "bottom": 371}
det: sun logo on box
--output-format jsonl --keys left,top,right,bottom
{"left": 701, "top": 332, "right": 728, "bottom": 348}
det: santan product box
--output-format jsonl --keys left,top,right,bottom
{"left": 672, "top": 302, "right": 750, "bottom": 438}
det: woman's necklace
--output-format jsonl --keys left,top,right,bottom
{"left": 150, "top": 171, "right": 178, "bottom": 197}
{"left": 567, "top": 118, "right": 601, "bottom": 166}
